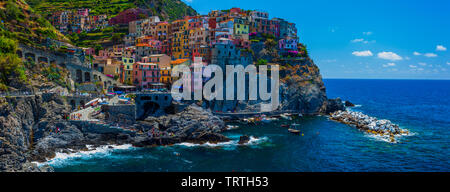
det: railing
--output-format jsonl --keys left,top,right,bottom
{"left": 0, "top": 92, "right": 35, "bottom": 97}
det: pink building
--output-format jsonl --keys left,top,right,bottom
{"left": 133, "top": 62, "right": 160, "bottom": 89}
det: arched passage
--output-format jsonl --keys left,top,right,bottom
{"left": 38, "top": 56, "right": 49, "bottom": 64}
{"left": 70, "top": 100, "right": 76, "bottom": 110}
{"left": 140, "top": 101, "right": 160, "bottom": 119}
{"left": 24, "top": 52, "right": 36, "bottom": 62}
{"left": 76, "top": 69, "right": 83, "bottom": 83}
{"left": 84, "top": 72, "right": 91, "bottom": 82}
{"left": 16, "top": 50, "right": 23, "bottom": 58}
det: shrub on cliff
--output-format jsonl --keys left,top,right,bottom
{"left": 0, "top": 52, "right": 27, "bottom": 89}
{"left": 3, "top": 0, "right": 25, "bottom": 21}
{"left": 0, "top": 35, "right": 27, "bottom": 90}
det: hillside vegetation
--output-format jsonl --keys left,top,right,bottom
{"left": 0, "top": 0, "right": 69, "bottom": 46}
{"left": 27, "top": 0, "right": 197, "bottom": 21}
{"left": 0, "top": 0, "right": 71, "bottom": 91}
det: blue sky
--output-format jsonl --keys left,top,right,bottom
{"left": 183, "top": 0, "right": 450, "bottom": 79}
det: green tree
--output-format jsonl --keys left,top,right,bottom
{"left": 111, "top": 33, "right": 124, "bottom": 43}
{"left": 0, "top": 35, "right": 18, "bottom": 54}
{"left": 257, "top": 59, "right": 268, "bottom": 66}
{"left": 0, "top": 53, "right": 26, "bottom": 85}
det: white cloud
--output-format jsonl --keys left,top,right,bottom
{"left": 383, "top": 63, "right": 396, "bottom": 67}
{"left": 352, "top": 50, "right": 373, "bottom": 57}
{"left": 363, "top": 31, "right": 373, "bottom": 36}
{"left": 436, "top": 45, "right": 447, "bottom": 51}
{"left": 351, "top": 38, "right": 364, "bottom": 43}
{"left": 351, "top": 38, "right": 375, "bottom": 44}
{"left": 409, "top": 65, "right": 417, "bottom": 68}
{"left": 405, "top": 57, "right": 411, "bottom": 60}
{"left": 377, "top": 52, "right": 403, "bottom": 61}
{"left": 419, "top": 62, "right": 427, "bottom": 66}
{"left": 413, "top": 51, "right": 422, "bottom": 56}
{"left": 424, "top": 53, "right": 438, "bottom": 57}
{"left": 447, "top": 62, "right": 450, "bottom": 65}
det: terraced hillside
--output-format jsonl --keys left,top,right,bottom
{"left": 27, "top": 0, "right": 197, "bottom": 21}
{"left": 26, "top": 0, "right": 197, "bottom": 47}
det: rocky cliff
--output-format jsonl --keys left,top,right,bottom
{"left": 278, "top": 58, "right": 344, "bottom": 114}
{"left": 0, "top": 93, "right": 69, "bottom": 171}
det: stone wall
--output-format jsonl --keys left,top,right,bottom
{"left": 102, "top": 104, "right": 136, "bottom": 124}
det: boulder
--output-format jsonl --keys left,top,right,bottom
{"left": 345, "top": 101, "right": 355, "bottom": 107}
{"left": 323, "top": 98, "right": 345, "bottom": 114}
{"left": 238, "top": 135, "right": 250, "bottom": 145}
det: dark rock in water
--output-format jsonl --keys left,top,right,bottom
{"left": 192, "top": 132, "right": 230, "bottom": 143}
{"left": 135, "top": 104, "right": 229, "bottom": 147}
{"left": 238, "top": 135, "right": 250, "bottom": 145}
{"left": 345, "top": 101, "right": 355, "bottom": 107}
{"left": 323, "top": 98, "right": 345, "bottom": 114}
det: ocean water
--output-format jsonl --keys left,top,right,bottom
{"left": 49, "top": 79, "right": 450, "bottom": 172}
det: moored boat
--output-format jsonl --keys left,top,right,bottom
{"left": 280, "top": 114, "right": 292, "bottom": 120}
{"left": 226, "top": 125, "right": 239, "bottom": 130}
{"left": 288, "top": 128, "right": 301, "bottom": 134}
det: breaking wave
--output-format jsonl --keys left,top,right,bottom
{"left": 33, "top": 144, "right": 134, "bottom": 167}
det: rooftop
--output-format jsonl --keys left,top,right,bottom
{"left": 170, "top": 59, "right": 190, "bottom": 65}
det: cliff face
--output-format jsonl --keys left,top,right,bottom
{"left": 279, "top": 58, "right": 343, "bottom": 114}
{"left": 279, "top": 58, "right": 325, "bottom": 114}
{"left": 0, "top": 94, "right": 69, "bottom": 172}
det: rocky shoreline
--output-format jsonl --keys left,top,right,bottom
{"left": 330, "top": 110, "right": 409, "bottom": 143}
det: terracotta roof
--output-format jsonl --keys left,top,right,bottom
{"left": 170, "top": 59, "right": 189, "bottom": 65}
{"left": 136, "top": 43, "right": 150, "bottom": 47}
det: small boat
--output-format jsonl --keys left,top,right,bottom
{"left": 262, "top": 117, "right": 277, "bottom": 123}
{"left": 280, "top": 114, "right": 292, "bottom": 120}
{"left": 261, "top": 118, "right": 272, "bottom": 123}
{"left": 281, "top": 124, "right": 290, "bottom": 128}
{"left": 226, "top": 125, "right": 239, "bottom": 130}
{"left": 288, "top": 128, "right": 301, "bottom": 134}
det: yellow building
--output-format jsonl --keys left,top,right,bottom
{"left": 122, "top": 57, "right": 135, "bottom": 85}
{"left": 171, "top": 19, "right": 190, "bottom": 60}
{"left": 160, "top": 67, "right": 172, "bottom": 86}
{"left": 234, "top": 18, "right": 249, "bottom": 35}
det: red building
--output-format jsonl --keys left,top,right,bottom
{"left": 108, "top": 8, "right": 149, "bottom": 25}
{"left": 133, "top": 62, "right": 160, "bottom": 89}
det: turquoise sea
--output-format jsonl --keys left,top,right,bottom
{"left": 46, "top": 79, "right": 450, "bottom": 172}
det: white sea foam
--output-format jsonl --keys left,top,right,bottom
{"left": 32, "top": 144, "right": 134, "bottom": 167}
{"left": 365, "top": 129, "right": 416, "bottom": 143}
{"left": 176, "top": 136, "right": 269, "bottom": 148}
